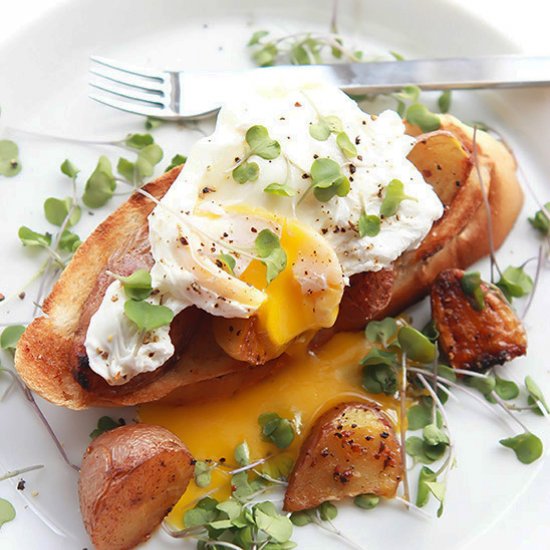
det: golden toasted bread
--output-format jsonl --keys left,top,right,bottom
{"left": 15, "top": 115, "right": 524, "bottom": 409}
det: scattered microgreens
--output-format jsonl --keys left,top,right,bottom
{"left": 117, "top": 137, "right": 164, "bottom": 186}
{"left": 309, "top": 115, "right": 342, "bottom": 141}
{"left": 361, "top": 349, "right": 398, "bottom": 395}
{"left": 397, "top": 326, "right": 437, "bottom": 364}
{"left": 308, "top": 157, "right": 350, "bottom": 202}
{"left": 380, "top": 178, "right": 417, "bottom": 218}
{"left": 145, "top": 116, "right": 163, "bottom": 130}
{"left": 232, "top": 125, "right": 281, "bottom": 184}
{"left": 264, "top": 182, "right": 296, "bottom": 197}
{"left": 365, "top": 317, "right": 398, "bottom": 347}
{"left": 18, "top": 226, "right": 52, "bottom": 249}
{"left": 116, "top": 269, "right": 153, "bottom": 301}
{"left": 234, "top": 441, "right": 250, "bottom": 466}
{"left": 0, "top": 139, "right": 22, "bottom": 177}
{"left": 194, "top": 460, "right": 214, "bottom": 488}
{"left": 336, "top": 131, "right": 357, "bottom": 159}
{"left": 0, "top": 325, "right": 25, "bottom": 352}
{"left": 390, "top": 85, "right": 442, "bottom": 131}
{"left": 258, "top": 412, "right": 295, "bottom": 449}
{"left": 525, "top": 376, "right": 550, "bottom": 416}
{"left": 44, "top": 197, "right": 81, "bottom": 227}
{"left": 254, "top": 229, "right": 287, "bottom": 285}
{"left": 496, "top": 265, "right": 533, "bottom": 302}
{"left": 0, "top": 498, "right": 16, "bottom": 528}
{"left": 89, "top": 416, "right": 126, "bottom": 439}
{"left": 354, "top": 493, "right": 380, "bottom": 510}
{"left": 499, "top": 433, "right": 543, "bottom": 464}
{"left": 123, "top": 299, "right": 174, "bottom": 332}
{"left": 164, "top": 153, "right": 187, "bottom": 173}
{"left": 358, "top": 212, "right": 381, "bottom": 237}
{"left": 247, "top": 29, "right": 363, "bottom": 67}
{"left": 460, "top": 271, "right": 486, "bottom": 310}
{"left": 82, "top": 155, "right": 116, "bottom": 208}
{"left": 218, "top": 253, "right": 236, "bottom": 276}
{"left": 60, "top": 159, "right": 80, "bottom": 179}
{"left": 438, "top": 90, "right": 452, "bottom": 114}
{"left": 528, "top": 201, "right": 550, "bottom": 235}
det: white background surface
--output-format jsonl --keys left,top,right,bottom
{"left": 1, "top": 1, "right": 550, "bottom": 550}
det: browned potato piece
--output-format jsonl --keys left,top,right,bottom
{"left": 79, "top": 423, "right": 194, "bottom": 550}
{"left": 212, "top": 316, "right": 286, "bottom": 365}
{"left": 406, "top": 131, "right": 482, "bottom": 262}
{"left": 284, "top": 402, "right": 402, "bottom": 512}
{"left": 431, "top": 268, "right": 527, "bottom": 371}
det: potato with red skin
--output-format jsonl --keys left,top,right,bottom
{"left": 79, "top": 423, "right": 194, "bottom": 550}
{"left": 284, "top": 402, "right": 402, "bottom": 512}
{"left": 431, "top": 268, "right": 527, "bottom": 371}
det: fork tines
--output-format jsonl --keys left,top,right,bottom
{"left": 88, "top": 56, "right": 170, "bottom": 118}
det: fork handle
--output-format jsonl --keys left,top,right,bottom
{"left": 262, "top": 55, "right": 550, "bottom": 94}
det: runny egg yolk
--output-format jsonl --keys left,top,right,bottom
{"left": 138, "top": 332, "right": 399, "bottom": 529}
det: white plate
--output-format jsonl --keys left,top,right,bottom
{"left": 1, "top": 1, "right": 549, "bottom": 549}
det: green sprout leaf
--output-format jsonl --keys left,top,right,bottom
{"left": 365, "top": 317, "right": 398, "bottom": 346}
{"left": 43, "top": 197, "right": 81, "bottom": 227}
{"left": 354, "top": 494, "right": 380, "bottom": 510}
{"left": 499, "top": 432, "right": 543, "bottom": 464}
{"left": 406, "top": 436, "right": 445, "bottom": 464}
{"left": 0, "top": 140, "right": 22, "bottom": 177}
{"left": 406, "top": 104, "right": 441, "bottom": 132}
{"left": 318, "top": 501, "right": 337, "bottom": 521}
{"left": 465, "top": 374, "right": 496, "bottom": 396}
{"left": 393, "top": 85, "right": 421, "bottom": 104}
{"left": 529, "top": 202, "right": 550, "bottom": 235}
{"left": 358, "top": 212, "right": 381, "bottom": 237}
{"left": 18, "top": 226, "right": 52, "bottom": 248}
{"left": 83, "top": 156, "right": 116, "bottom": 208}
{"left": 258, "top": 412, "right": 295, "bottom": 449}
{"left": 0, "top": 498, "right": 16, "bottom": 528}
{"left": 390, "top": 51, "right": 405, "bottom": 61}
{"left": 218, "top": 253, "right": 236, "bottom": 276}
{"left": 194, "top": 460, "right": 213, "bottom": 488}
{"left": 0, "top": 325, "right": 25, "bottom": 351}
{"left": 89, "top": 416, "right": 125, "bottom": 439}
{"left": 184, "top": 497, "right": 218, "bottom": 527}
{"left": 361, "top": 349, "right": 398, "bottom": 395}
{"left": 253, "top": 502, "right": 293, "bottom": 543}
{"left": 60, "top": 159, "right": 79, "bottom": 179}
{"left": 496, "top": 266, "right": 533, "bottom": 302}
{"left": 145, "top": 117, "right": 163, "bottom": 130}
{"left": 246, "top": 125, "right": 281, "bottom": 160}
{"left": 416, "top": 466, "right": 437, "bottom": 507}
{"left": 423, "top": 423, "right": 449, "bottom": 447}
{"left": 425, "top": 480, "right": 446, "bottom": 517}
{"left": 118, "top": 269, "right": 153, "bottom": 301}
{"left": 253, "top": 43, "right": 279, "bottom": 67}
{"left": 380, "top": 178, "right": 417, "bottom": 218}
{"left": 264, "top": 183, "right": 296, "bottom": 197}
{"left": 290, "top": 510, "right": 315, "bottom": 526}
{"left": 124, "top": 300, "right": 174, "bottom": 332}
{"left": 525, "top": 376, "right": 550, "bottom": 415}
{"left": 407, "top": 401, "right": 441, "bottom": 431}
{"left": 255, "top": 229, "right": 287, "bottom": 284}
{"left": 233, "top": 161, "right": 260, "bottom": 184}
{"left": 58, "top": 229, "right": 81, "bottom": 253}
{"left": 494, "top": 376, "right": 519, "bottom": 401}
{"left": 460, "top": 271, "right": 485, "bottom": 311}
{"left": 309, "top": 120, "right": 331, "bottom": 141}
{"left": 421, "top": 319, "right": 440, "bottom": 343}
{"left": 164, "top": 154, "right": 187, "bottom": 173}
{"left": 248, "top": 30, "right": 269, "bottom": 46}
{"left": 234, "top": 441, "right": 250, "bottom": 466}
{"left": 310, "top": 158, "right": 350, "bottom": 202}
{"left": 336, "top": 132, "right": 357, "bottom": 159}
{"left": 438, "top": 90, "right": 452, "bottom": 114}
{"left": 125, "top": 133, "right": 154, "bottom": 149}
{"left": 398, "top": 325, "right": 437, "bottom": 363}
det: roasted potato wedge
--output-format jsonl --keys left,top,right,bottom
{"left": 406, "top": 130, "right": 482, "bottom": 262}
{"left": 79, "top": 423, "right": 194, "bottom": 550}
{"left": 284, "top": 402, "right": 402, "bottom": 512}
{"left": 431, "top": 268, "right": 527, "bottom": 370}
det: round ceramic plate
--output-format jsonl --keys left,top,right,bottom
{"left": 1, "top": 0, "right": 549, "bottom": 548}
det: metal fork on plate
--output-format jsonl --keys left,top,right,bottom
{"left": 89, "top": 55, "right": 550, "bottom": 121}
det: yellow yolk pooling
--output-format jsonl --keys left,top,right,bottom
{"left": 139, "top": 331, "right": 400, "bottom": 529}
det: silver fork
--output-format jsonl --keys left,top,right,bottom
{"left": 89, "top": 55, "right": 550, "bottom": 121}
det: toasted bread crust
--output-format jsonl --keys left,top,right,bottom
{"left": 15, "top": 115, "right": 524, "bottom": 409}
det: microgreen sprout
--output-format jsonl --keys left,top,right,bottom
{"left": 164, "top": 154, "right": 187, "bottom": 173}
{"left": 254, "top": 229, "right": 287, "bottom": 285}
{"left": 124, "top": 299, "right": 174, "bottom": 332}
{"left": 0, "top": 325, "right": 26, "bottom": 352}
{"left": 460, "top": 271, "right": 485, "bottom": 310}
{"left": 0, "top": 499, "right": 16, "bottom": 528}
{"left": 232, "top": 125, "right": 280, "bottom": 184}
{"left": 264, "top": 182, "right": 296, "bottom": 197}
{"left": 304, "top": 157, "right": 350, "bottom": 203}
{"left": 496, "top": 265, "right": 533, "bottom": 302}
{"left": 89, "top": 416, "right": 126, "bottom": 439}
{"left": 528, "top": 201, "right": 550, "bottom": 235}
{"left": 358, "top": 212, "right": 381, "bottom": 237}
{"left": 258, "top": 412, "right": 295, "bottom": 449}
{"left": 0, "top": 139, "right": 22, "bottom": 177}
{"left": 83, "top": 155, "right": 116, "bottom": 208}
{"left": 380, "top": 179, "right": 417, "bottom": 218}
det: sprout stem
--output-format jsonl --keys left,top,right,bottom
{"left": 0, "top": 464, "right": 44, "bottom": 482}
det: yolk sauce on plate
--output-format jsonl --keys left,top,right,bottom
{"left": 139, "top": 331, "right": 399, "bottom": 528}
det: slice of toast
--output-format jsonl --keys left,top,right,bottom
{"left": 14, "top": 115, "right": 524, "bottom": 409}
